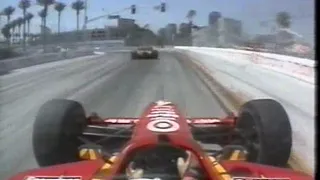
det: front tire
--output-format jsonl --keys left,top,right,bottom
{"left": 151, "top": 51, "right": 159, "bottom": 59}
{"left": 131, "top": 52, "right": 138, "bottom": 59}
{"left": 33, "top": 99, "right": 87, "bottom": 167}
{"left": 236, "top": 99, "right": 292, "bottom": 167}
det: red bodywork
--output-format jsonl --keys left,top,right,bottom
{"left": 9, "top": 101, "right": 312, "bottom": 180}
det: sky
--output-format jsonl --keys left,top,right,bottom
{"left": 0, "top": 0, "right": 314, "bottom": 45}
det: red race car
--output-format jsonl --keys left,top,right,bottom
{"left": 9, "top": 99, "right": 312, "bottom": 180}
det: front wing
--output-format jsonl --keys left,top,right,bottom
{"left": 88, "top": 117, "right": 235, "bottom": 126}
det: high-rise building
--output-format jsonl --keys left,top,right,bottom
{"left": 208, "top": 11, "right": 221, "bottom": 26}
{"left": 179, "top": 23, "right": 191, "bottom": 35}
{"left": 164, "top": 23, "right": 177, "bottom": 44}
{"left": 117, "top": 18, "right": 135, "bottom": 29}
{"left": 218, "top": 17, "right": 243, "bottom": 46}
{"left": 218, "top": 18, "right": 242, "bottom": 36}
{"left": 166, "top": 23, "right": 177, "bottom": 34}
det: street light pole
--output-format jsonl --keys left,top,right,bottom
{"left": 84, "top": 0, "right": 88, "bottom": 30}
{"left": 83, "top": 0, "right": 88, "bottom": 41}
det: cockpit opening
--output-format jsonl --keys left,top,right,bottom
{"left": 117, "top": 144, "right": 208, "bottom": 180}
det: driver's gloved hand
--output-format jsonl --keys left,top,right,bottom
{"left": 182, "top": 166, "right": 204, "bottom": 180}
{"left": 177, "top": 151, "right": 199, "bottom": 176}
{"left": 126, "top": 162, "right": 144, "bottom": 179}
{"left": 218, "top": 145, "right": 247, "bottom": 161}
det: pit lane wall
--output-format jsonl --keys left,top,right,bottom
{"left": 174, "top": 46, "right": 315, "bottom": 175}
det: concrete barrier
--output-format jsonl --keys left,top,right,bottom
{"left": 175, "top": 46, "right": 314, "bottom": 67}
{"left": 174, "top": 46, "right": 315, "bottom": 84}
{"left": 0, "top": 50, "right": 94, "bottom": 75}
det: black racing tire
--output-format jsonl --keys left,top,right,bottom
{"left": 152, "top": 51, "right": 159, "bottom": 59}
{"left": 33, "top": 99, "right": 87, "bottom": 167}
{"left": 131, "top": 52, "right": 138, "bottom": 59}
{"left": 236, "top": 99, "right": 292, "bottom": 167}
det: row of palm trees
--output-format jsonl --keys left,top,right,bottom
{"left": 1, "top": 0, "right": 86, "bottom": 49}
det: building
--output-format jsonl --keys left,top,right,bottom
{"left": 208, "top": 11, "right": 221, "bottom": 26}
{"left": 164, "top": 23, "right": 177, "bottom": 44}
{"left": 251, "top": 29, "right": 313, "bottom": 58}
{"left": 218, "top": 18, "right": 242, "bottom": 36}
{"left": 191, "top": 16, "right": 244, "bottom": 47}
{"left": 117, "top": 18, "right": 135, "bottom": 29}
{"left": 189, "top": 11, "right": 222, "bottom": 46}
{"left": 217, "top": 17, "right": 243, "bottom": 46}
{"left": 192, "top": 26, "right": 221, "bottom": 46}
{"left": 179, "top": 22, "right": 191, "bottom": 35}
{"left": 116, "top": 18, "right": 136, "bottom": 39}
{"left": 166, "top": 23, "right": 177, "bottom": 34}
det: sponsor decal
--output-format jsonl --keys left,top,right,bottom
{"left": 147, "top": 119, "right": 180, "bottom": 132}
{"left": 24, "top": 176, "right": 82, "bottom": 180}
{"left": 149, "top": 110, "right": 176, "bottom": 114}
{"left": 146, "top": 102, "right": 180, "bottom": 132}
{"left": 147, "top": 113, "right": 179, "bottom": 118}
{"left": 190, "top": 118, "right": 221, "bottom": 124}
{"left": 147, "top": 104, "right": 179, "bottom": 119}
{"left": 155, "top": 100, "right": 172, "bottom": 106}
{"left": 104, "top": 119, "right": 138, "bottom": 123}
{"left": 149, "top": 117, "right": 177, "bottom": 121}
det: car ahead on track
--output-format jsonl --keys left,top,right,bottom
{"left": 9, "top": 99, "right": 312, "bottom": 180}
{"left": 131, "top": 46, "right": 158, "bottom": 59}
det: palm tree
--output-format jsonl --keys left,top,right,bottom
{"left": 16, "top": 17, "right": 24, "bottom": 44}
{"left": 37, "top": 0, "right": 55, "bottom": 50}
{"left": 54, "top": 2, "right": 66, "bottom": 34}
{"left": 10, "top": 19, "right": 18, "bottom": 44}
{"left": 71, "top": 0, "right": 85, "bottom": 31}
{"left": 186, "top": 9, "right": 196, "bottom": 34}
{"left": 19, "top": 0, "right": 31, "bottom": 51}
{"left": 37, "top": 0, "right": 55, "bottom": 28}
{"left": 25, "top": 13, "right": 34, "bottom": 40}
{"left": 276, "top": 11, "right": 291, "bottom": 29}
{"left": 2, "top": 6, "right": 15, "bottom": 23}
{"left": 1, "top": 24, "right": 12, "bottom": 46}
{"left": 38, "top": 9, "right": 46, "bottom": 31}
{"left": 186, "top": 10, "right": 196, "bottom": 23}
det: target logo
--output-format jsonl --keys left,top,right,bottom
{"left": 146, "top": 105, "right": 180, "bottom": 132}
{"left": 147, "top": 119, "right": 180, "bottom": 132}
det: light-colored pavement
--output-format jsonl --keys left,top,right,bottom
{"left": 0, "top": 51, "right": 226, "bottom": 179}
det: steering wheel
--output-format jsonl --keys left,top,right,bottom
{"left": 133, "top": 151, "right": 178, "bottom": 173}
{"left": 128, "top": 146, "right": 187, "bottom": 180}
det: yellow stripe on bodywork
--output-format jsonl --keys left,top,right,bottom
{"left": 229, "top": 150, "right": 241, "bottom": 160}
{"left": 101, "top": 162, "right": 112, "bottom": 169}
{"left": 79, "top": 148, "right": 88, "bottom": 157}
{"left": 89, "top": 149, "right": 97, "bottom": 160}
{"left": 100, "top": 155, "right": 117, "bottom": 171}
{"left": 208, "top": 156, "right": 232, "bottom": 180}
{"left": 109, "top": 156, "right": 117, "bottom": 162}
{"left": 79, "top": 148, "right": 91, "bottom": 160}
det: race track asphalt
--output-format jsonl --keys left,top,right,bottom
{"left": 0, "top": 50, "right": 226, "bottom": 179}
